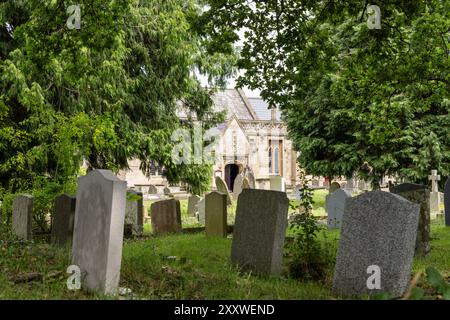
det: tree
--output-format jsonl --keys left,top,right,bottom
{"left": 0, "top": 0, "right": 235, "bottom": 198}
{"left": 204, "top": 0, "right": 450, "bottom": 188}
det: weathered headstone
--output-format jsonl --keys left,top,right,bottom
{"left": 390, "top": 183, "right": 430, "bottom": 256}
{"left": 72, "top": 170, "right": 127, "bottom": 295}
{"left": 12, "top": 194, "right": 33, "bottom": 240}
{"left": 242, "top": 178, "right": 251, "bottom": 189}
{"left": 444, "top": 177, "right": 450, "bottom": 227}
{"left": 246, "top": 172, "right": 256, "bottom": 189}
{"left": 197, "top": 198, "right": 206, "bottom": 224}
{"left": 124, "top": 190, "right": 144, "bottom": 237}
{"left": 270, "top": 175, "right": 286, "bottom": 192}
{"left": 205, "top": 192, "right": 227, "bottom": 237}
{"left": 150, "top": 199, "right": 181, "bottom": 235}
{"left": 326, "top": 189, "right": 351, "bottom": 229}
{"left": 231, "top": 189, "right": 289, "bottom": 275}
{"left": 163, "top": 187, "right": 171, "bottom": 196}
{"left": 329, "top": 182, "right": 341, "bottom": 193}
{"left": 215, "top": 176, "right": 232, "bottom": 205}
{"left": 233, "top": 174, "right": 244, "bottom": 200}
{"left": 148, "top": 185, "right": 158, "bottom": 195}
{"left": 333, "top": 191, "right": 420, "bottom": 297}
{"left": 52, "top": 194, "right": 76, "bottom": 246}
{"left": 187, "top": 195, "right": 201, "bottom": 217}
{"left": 311, "top": 179, "right": 319, "bottom": 187}
{"left": 429, "top": 170, "right": 441, "bottom": 215}
{"left": 346, "top": 178, "right": 355, "bottom": 191}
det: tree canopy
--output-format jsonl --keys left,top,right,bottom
{"left": 0, "top": 0, "right": 235, "bottom": 195}
{"left": 204, "top": 0, "right": 450, "bottom": 187}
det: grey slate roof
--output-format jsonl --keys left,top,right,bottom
{"left": 247, "top": 97, "right": 281, "bottom": 121}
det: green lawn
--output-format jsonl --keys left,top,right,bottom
{"left": 0, "top": 190, "right": 448, "bottom": 300}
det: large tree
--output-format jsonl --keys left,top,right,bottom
{"left": 204, "top": 0, "right": 449, "bottom": 188}
{"left": 0, "top": 0, "right": 235, "bottom": 196}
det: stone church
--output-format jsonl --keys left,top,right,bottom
{"left": 120, "top": 88, "right": 300, "bottom": 192}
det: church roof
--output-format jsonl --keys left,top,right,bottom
{"left": 247, "top": 97, "right": 282, "bottom": 122}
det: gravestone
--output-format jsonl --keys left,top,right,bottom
{"left": 311, "top": 179, "right": 319, "bottom": 187}
{"left": 293, "top": 185, "right": 302, "bottom": 200}
{"left": 246, "top": 172, "right": 256, "bottom": 189}
{"left": 326, "top": 189, "right": 351, "bottom": 229}
{"left": 445, "top": 177, "right": 450, "bottom": 227}
{"left": 150, "top": 199, "right": 182, "bottom": 235}
{"left": 52, "top": 194, "right": 76, "bottom": 246}
{"left": 346, "top": 178, "right": 355, "bottom": 191}
{"left": 163, "top": 187, "right": 171, "bottom": 196}
{"left": 242, "top": 178, "right": 251, "bottom": 189}
{"left": 215, "top": 176, "right": 232, "bottom": 206}
{"left": 148, "top": 185, "right": 158, "bottom": 194}
{"left": 270, "top": 175, "right": 286, "bottom": 192}
{"left": 429, "top": 170, "right": 441, "bottom": 216}
{"left": 357, "top": 180, "right": 367, "bottom": 191}
{"left": 124, "top": 190, "right": 144, "bottom": 237}
{"left": 333, "top": 191, "right": 420, "bottom": 297}
{"left": 390, "top": 183, "right": 430, "bottom": 256}
{"left": 197, "top": 198, "right": 206, "bottom": 224}
{"left": 205, "top": 192, "right": 227, "bottom": 237}
{"left": 231, "top": 189, "right": 289, "bottom": 276}
{"left": 12, "top": 194, "right": 33, "bottom": 240}
{"left": 72, "top": 170, "right": 127, "bottom": 295}
{"left": 187, "top": 195, "right": 201, "bottom": 217}
{"left": 233, "top": 174, "right": 244, "bottom": 200}
{"left": 329, "top": 182, "right": 341, "bottom": 193}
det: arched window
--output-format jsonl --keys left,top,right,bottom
{"left": 269, "top": 140, "right": 283, "bottom": 175}
{"left": 274, "top": 147, "right": 279, "bottom": 174}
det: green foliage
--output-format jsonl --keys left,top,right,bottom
{"left": 205, "top": 0, "right": 450, "bottom": 187}
{"left": 0, "top": 0, "right": 236, "bottom": 202}
{"left": 287, "top": 177, "right": 334, "bottom": 281}
{"left": 425, "top": 267, "right": 450, "bottom": 300}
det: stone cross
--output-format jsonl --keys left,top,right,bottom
{"left": 429, "top": 170, "right": 441, "bottom": 192}
{"left": 429, "top": 170, "right": 441, "bottom": 214}
{"left": 72, "top": 170, "right": 127, "bottom": 295}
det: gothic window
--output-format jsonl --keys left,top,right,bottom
{"left": 269, "top": 140, "right": 283, "bottom": 175}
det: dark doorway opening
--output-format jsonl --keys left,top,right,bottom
{"left": 225, "top": 164, "right": 239, "bottom": 191}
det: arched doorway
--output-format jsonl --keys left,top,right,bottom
{"left": 225, "top": 164, "right": 240, "bottom": 191}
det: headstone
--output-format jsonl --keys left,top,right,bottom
{"left": 357, "top": 180, "right": 366, "bottom": 191}
{"left": 444, "top": 177, "right": 450, "bottom": 227}
{"left": 124, "top": 190, "right": 144, "bottom": 237}
{"left": 163, "top": 187, "right": 171, "bottom": 196}
{"left": 329, "top": 182, "right": 341, "bottom": 193}
{"left": 187, "top": 195, "right": 201, "bottom": 217}
{"left": 233, "top": 174, "right": 244, "bottom": 200}
{"left": 311, "top": 179, "right": 319, "bottom": 187}
{"left": 270, "top": 175, "right": 286, "bottom": 192}
{"left": 52, "top": 194, "right": 76, "bottom": 247}
{"left": 346, "top": 178, "right": 355, "bottom": 190}
{"left": 150, "top": 199, "right": 182, "bottom": 235}
{"left": 215, "top": 176, "right": 232, "bottom": 205}
{"left": 197, "top": 198, "right": 206, "bottom": 224}
{"left": 390, "top": 183, "right": 430, "bottom": 256}
{"left": 148, "top": 185, "right": 158, "bottom": 195}
{"left": 429, "top": 170, "right": 441, "bottom": 215}
{"left": 231, "top": 189, "right": 289, "bottom": 275}
{"left": 293, "top": 185, "right": 302, "bottom": 200}
{"left": 242, "top": 178, "right": 251, "bottom": 189}
{"left": 333, "top": 191, "right": 420, "bottom": 297}
{"left": 246, "top": 172, "right": 256, "bottom": 189}
{"left": 205, "top": 192, "right": 227, "bottom": 237}
{"left": 72, "top": 170, "right": 127, "bottom": 295}
{"left": 12, "top": 194, "right": 33, "bottom": 240}
{"left": 326, "top": 189, "right": 351, "bottom": 229}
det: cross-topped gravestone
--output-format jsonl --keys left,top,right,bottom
{"left": 12, "top": 194, "right": 33, "bottom": 240}
{"left": 231, "top": 189, "right": 289, "bottom": 276}
{"left": 52, "top": 194, "right": 76, "bottom": 247}
{"left": 205, "top": 192, "right": 227, "bottom": 237}
{"left": 444, "top": 177, "right": 450, "bottom": 227}
{"left": 326, "top": 189, "right": 351, "bottom": 229}
{"left": 429, "top": 170, "right": 441, "bottom": 215}
{"left": 390, "top": 183, "right": 430, "bottom": 256}
{"left": 215, "top": 176, "right": 232, "bottom": 205}
{"left": 124, "top": 190, "right": 144, "bottom": 238}
{"left": 72, "top": 170, "right": 127, "bottom": 295}
{"left": 150, "top": 199, "right": 182, "bottom": 235}
{"left": 333, "top": 191, "right": 419, "bottom": 297}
